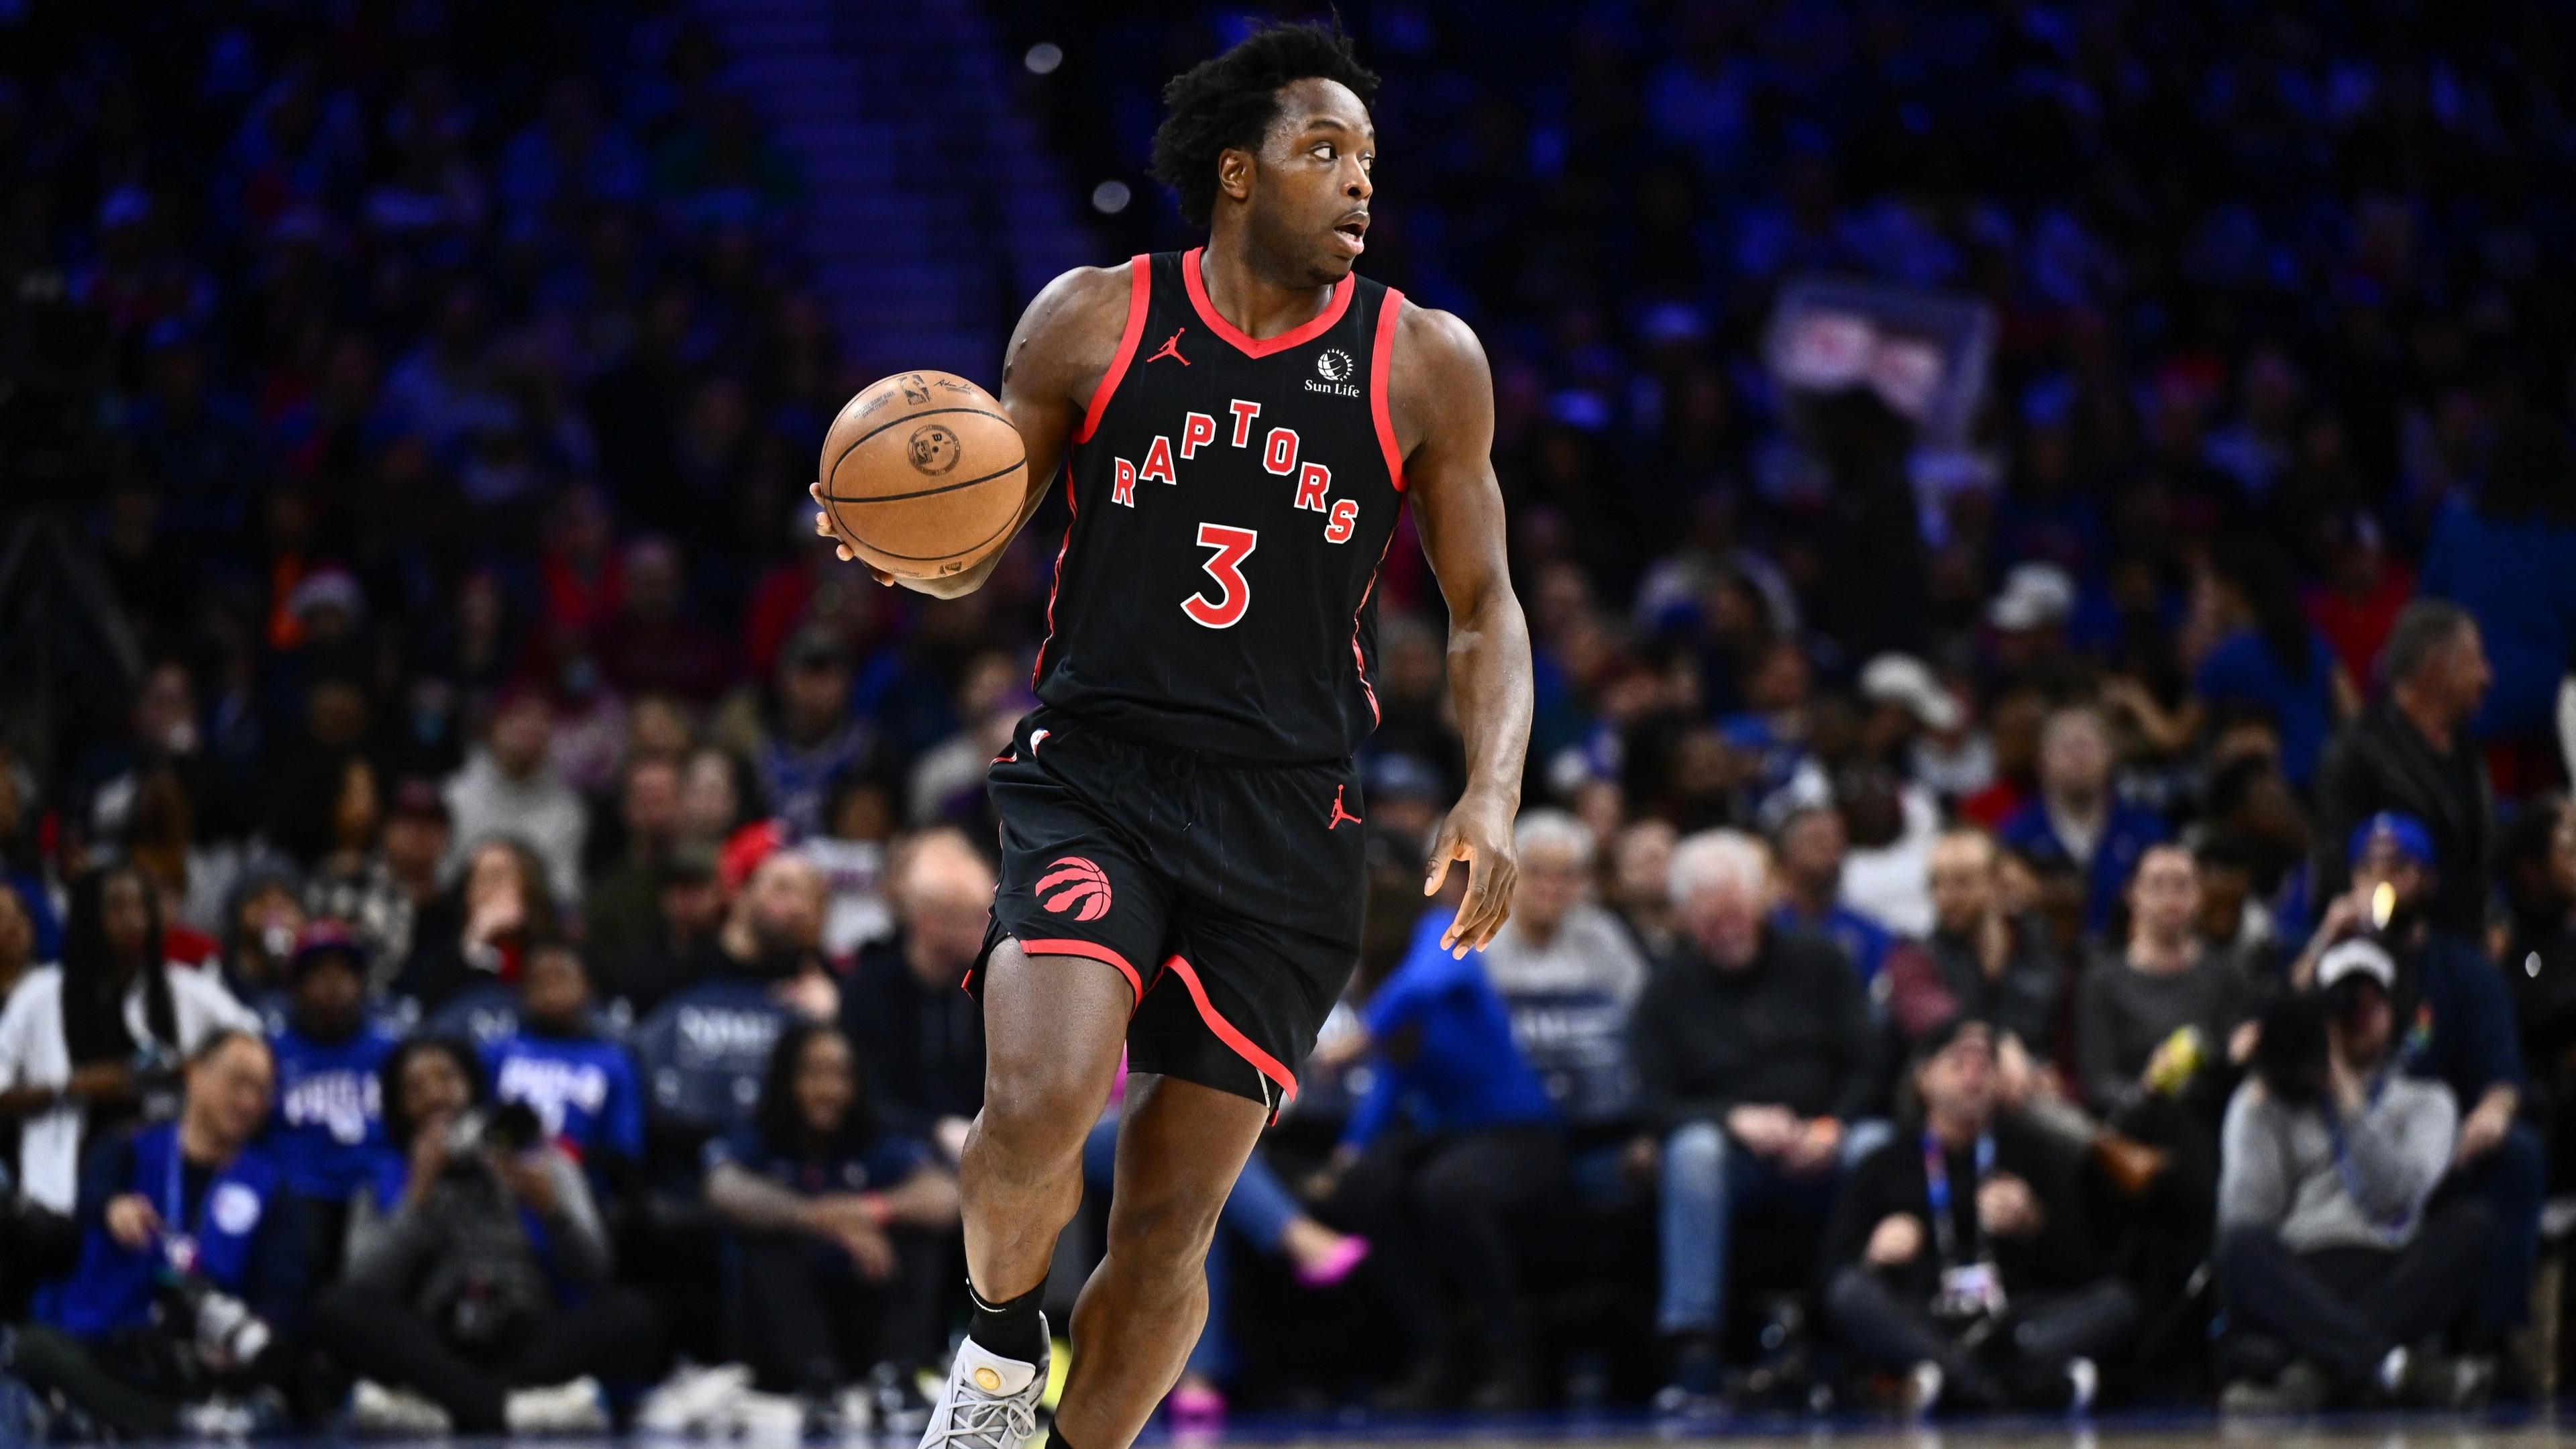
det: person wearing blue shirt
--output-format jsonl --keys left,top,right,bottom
{"left": 702, "top": 1020, "right": 960, "bottom": 1422}
{"left": 1771, "top": 802, "right": 1896, "bottom": 990}
{"left": 2302, "top": 813, "right": 2538, "bottom": 1352}
{"left": 1308, "top": 882, "right": 1560, "bottom": 1413}
{"left": 265, "top": 923, "right": 394, "bottom": 1281}
{"left": 1998, "top": 702, "right": 2169, "bottom": 936}
{"left": 483, "top": 943, "right": 643, "bottom": 1173}
{"left": 16, "top": 1029, "right": 299, "bottom": 1439}
{"left": 2194, "top": 546, "right": 2355, "bottom": 789}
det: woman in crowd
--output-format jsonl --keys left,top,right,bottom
{"left": 0, "top": 864, "right": 256, "bottom": 1214}
{"left": 703, "top": 1020, "right": 959, "bottom": 1428}
{"left": 394, "top": 837, "right": 559, "bottom": 1011}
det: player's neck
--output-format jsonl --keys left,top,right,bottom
{"left": 1197, "top": 235, "right": 1335, "bottom": 341}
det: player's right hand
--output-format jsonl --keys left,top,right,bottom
{"left": 808, "top": 481, "right": 895, "bottom": 586}
{"left": 1425, "top": 787, "right": 1518, "bottom": 957}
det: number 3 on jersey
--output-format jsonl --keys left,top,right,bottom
{"left": 1181, "top": 523, "right": 1257, "bottom": 629}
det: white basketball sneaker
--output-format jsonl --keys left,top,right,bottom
{"left": 918, "top": 1322, "right": 1049, "bottom": 1449}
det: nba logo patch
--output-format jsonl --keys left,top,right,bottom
{"left": 1037, "top": 856, "right": 1112, "bottom": 920}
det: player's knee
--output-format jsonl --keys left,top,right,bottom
{"left": 974, "top": 1057, "right": 1101, "bottom": 1164}
{"left": 1108, "top": 1187, "right": 1224, "bottom": 1271}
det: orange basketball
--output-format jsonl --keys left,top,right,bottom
{"left": 817, "top": 371, "right": 1027, "bottom": 579}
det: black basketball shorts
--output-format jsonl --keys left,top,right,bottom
{"left": 969, "top": 706, "right": 1368, "bottom": 1113}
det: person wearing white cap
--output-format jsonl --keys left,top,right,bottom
{"left": 2214, "top": 942, "right": 2491, "bottom": 1410}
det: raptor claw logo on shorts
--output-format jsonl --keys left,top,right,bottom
{"left": 1036, "top": 855, "right": 1112, "bottom": 920}
{"left": 906, "top": 422, "right": 963, "bottom": 475}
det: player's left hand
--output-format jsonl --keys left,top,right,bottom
{"left": 1426, "top": 788, "right": 1517, "bottom": 957}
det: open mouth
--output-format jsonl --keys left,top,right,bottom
{"left": 1332, "top": 215, "right": 1368, "bottom": 254}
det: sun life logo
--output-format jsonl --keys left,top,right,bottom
{"left": 1306, "top": 347, "right": 1360, "bottom": 398}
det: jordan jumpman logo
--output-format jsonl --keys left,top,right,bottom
{"left": 1327, "top": 784, "right": 1364, "bottom": 830}
{"left": 1146, "top": 327, "right": 1190, "bottom": 366}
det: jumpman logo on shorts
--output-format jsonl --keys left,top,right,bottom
{"left": 1145, "top": 327, "right": 1190, "bottom": 366}
{"left": 1326, "top": 784, "right": 1364, "bottom": 830}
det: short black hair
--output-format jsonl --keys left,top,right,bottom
{"left": 380, "top": 1035, "right": 485, "bottom": 1150}
{"left": 1150, "top": 19, "right": 1379, "bottom": 227}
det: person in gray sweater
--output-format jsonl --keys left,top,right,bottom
{"left": 2214, "top": 938, "right": 2491, "bottom": 1409}
{"left": 310, "top": 1036, "right": 666, "bottom": 1432}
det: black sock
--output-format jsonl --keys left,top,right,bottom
{"left": 967, "top": 1279, "right": 1047, "bottom": 1366}
{"left": 1046, "top": 1426, "right": 1078, "bottom": 1449}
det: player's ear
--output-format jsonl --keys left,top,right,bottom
{"left": 1216, "top": 146, "right": 1255, "bottom": 207}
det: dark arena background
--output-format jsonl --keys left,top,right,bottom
{"left": 8, "top": 0, "right": 2576, "bottom": 1444}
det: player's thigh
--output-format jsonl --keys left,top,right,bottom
{"left": 977, "top": 744, "right": 1173, "bottom": 1120}
{"left": 1102, "top": 1071, "right": 1269, "bottom": 1258}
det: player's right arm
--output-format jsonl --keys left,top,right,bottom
{"left": 813, "top": 262, "right": 1134, "bottom": 600}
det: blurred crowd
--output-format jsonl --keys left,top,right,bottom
{"left": 10, "top": 0, "right": 2576, "bottom": 1437}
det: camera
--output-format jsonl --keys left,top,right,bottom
{"left": 158, "top": 1273, "right": 271, "bottom": 1368}
{"left": 442, "top": 1101, "right": 545, "bottom": 1171}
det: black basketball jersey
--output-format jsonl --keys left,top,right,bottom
{"left": 1032, "top": 248, "right": 1407, "bottom": 763}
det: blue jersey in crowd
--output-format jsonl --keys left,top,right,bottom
{"left": 1998, "top": 798, "right": 2170, "bottom": 934}
{"left": 1771, "top": 900, "right": 1892, "bottom": 989}
{"left": 42, "top": 1122, "right": 301, "bottom": 1340}
{"left": 266, "top": 1021, "right": 396, "bottom": 1199}
{"left": 2192, "top": 629, "right": 2339, "bottom": 788}
{"left": 486, "top": 1029, "right": 645, "bottom": 1164}
{"left": 1342, "top": 910, "right": 1558, "bottom": 1150}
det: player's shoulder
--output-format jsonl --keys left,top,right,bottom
{"left": 1020, "top": 260, "right": 1141, "bottom": 339}
{"left": 1389, "top": 299, "right": 1488, "bottom": 382}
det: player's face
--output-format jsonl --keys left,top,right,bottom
{"left": 1246, "top": 78, "right": 1374, "bottom": 283}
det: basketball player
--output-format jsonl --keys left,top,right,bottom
{"left": 810, "top": 23, "right": 1531, "bottom": 1449}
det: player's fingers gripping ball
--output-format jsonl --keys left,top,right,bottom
{"left": 816, "top": 371, "right": 1026, "bottom": 579}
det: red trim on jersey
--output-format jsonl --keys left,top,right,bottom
{"left": 1369, "top": 288, "right": 1407, "bottom": 491}
{"left": 1072, "top": 256, "right": 1153, "bottom": 445}
{"left": 1349, "top": 525, "right": 1398, "bottom": 726}
{"left": 1028, "top": 464, "right": 1077, "bottom": 690}
{"left": 1182, "top": 248, "right": 1356, "bottom": 359}
{"left": 1158, "top": 955, "right": 1299, "bottom": 1110}
{"left": 1018, "top": 938, "right": 1144, "bottom": 1008}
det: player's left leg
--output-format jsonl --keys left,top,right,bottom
{"left": 1052, "top": 1072, "right": 1268, "bottom": 1449}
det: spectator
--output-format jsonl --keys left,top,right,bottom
{"left": 1308, "top": 863, "right": 1562, "bottom": 1412}
{"left": 2215, "top": 951, "right": 2490, "bottom": 1410}
{"left": 0, "top": 864, "right": 256, "bottom": 1212}
{"left": 313, "top": 1035, "right": 653, "bottom": 1433}
{"left": 585, "top": 755, "right": 686, "bottom": 982}
{"left": 2498, "top": 798, "right": 2576, "bottom": 1191}
{"left": 1770, "top": 802, "right": 1896, "bottom": 990}
{"left": 0, "top": 757, "right": 63, "bottom": 963}
{"left": 2418, "top": 415, "right": 2576, "bottom": 758}
{"left": 302, "top": 761, "right": 420, "bottom": 978}
{"left": 2312, "top": 602, "right": 2496, "bottom": 938}
{"left": 592, "top": 537, "right": 731, "bottom": 705}
{"left": 758, "top": 630, "right": 873, "bottom": 840}
{"left": 1998, "top": 703, "right": 2169, "bottom": 935}
{"left": 1822, "top": 1019, "right": 2136, "bottom": 1414}
{"left": 2294, "top": 812, "right": 2536, "bottom": 1352}
{"left": 720, "top": 851, "right": 841, "bottom": 1022}
{"left": 264, "top": 924, "right": 396, "bottom": 1281}
{"left": 1605, "top": 817, "right": 1680, "bottom": 961}
{"left": 206, "top": 861, "right": 302, "bottom": 1016}
{"left": 2074, "top": 845, "right": 2255, "bottom": 1124}
{"left": 445, "top": 691, "right": 587, "bottom": 909}
{"left": 397, "top": 837, "right": 560, "bottom": 1011}
{"left": 0, "top": 885, "right": 35, "bottom": 1179}
{"left": 600, "top": 843, "right": 727, "bottom": 1020}
{"left": 808, "top": 771, "right": 899, "bottom": 957}
{"left": 1888, "top": 828, "right": 2064, "bottom": 1056}
{"left": 843, "top": 829, "right": 989, "bottom": 1157}
{"left": 14, "top": 1030, "right": 297, "bottom": 1438}
{"left": 372, "top": 780, "right": 455, "bottom": 984}
{"left": 1632, "top": 830, "right": 1883, "bottom": 1410}
{"left": 1479, "top": 810, "right": 1650, "bottom": 1128}
{"left": 702, "top": 1021, "right": 957, "bottom": 1417}
{"left": 484, "top": 942, "right": 644, "bottom": 1174}
{"left": 2190, "top": 835, "right": 2279, "bottom": 994}
{"left": 2193, "top": 545, "right": 2355, "bottom": 789}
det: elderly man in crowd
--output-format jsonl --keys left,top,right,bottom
{"left": 1632, "top": 829, "right": 1884, "bottom": 1412}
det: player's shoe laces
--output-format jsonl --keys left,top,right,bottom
{"left": 919, "top": 1321, "right": 1049, "bottom": 1449}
